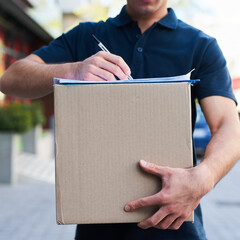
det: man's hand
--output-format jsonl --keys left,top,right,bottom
{"left": 72, "top": 51, "right": 131, "bottom": 81}
{"left": 125, "top": 160, "right": 212, "bottom": 230}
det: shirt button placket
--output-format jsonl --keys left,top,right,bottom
{"left": 136, "top": 34, "right": 141, "bottom": 39}
{"left": 136, "top": 35, "right": 144, "bottom": 54}
{"left": 131, "top": 34, "right": 144, "bottom": 76}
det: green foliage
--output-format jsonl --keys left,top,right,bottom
{"left": 23, "top": 101, "right": 46, "bottom": 127}
{"left": 0, "top": 103, "right": 32, "bottom": 133}
{"left": 0, "top": 101, "right": 45, "bottom": 133}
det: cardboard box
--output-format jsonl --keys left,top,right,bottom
{"left": 54, "top": 80, "right": 193, "bottom": 224}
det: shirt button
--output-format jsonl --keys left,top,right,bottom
{"left": 136, "top": 34, "right": 141, "bottom": 39}
{"left": 137, "top": 47, "right": 143, "bottom": 53}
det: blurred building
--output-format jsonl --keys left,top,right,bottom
{"left": 189, "top": 0, "right": 240, "bottom": 79}
{"left": 59, "top": 0, "right": 108, "bottom": 32}
{"left": 58, "top": 0, "right": 86, "bottom": 31}
{"left": 0, "top": 0, "right": 54, "bottom": 76}
{"left": 59, "top": 0, "right": 125, "bottom": 32}
{"left": 27, "top": 0, "right": 63, "bottom": 38}
{"left": 0, "top": 0, "right": 62, "bottom": 128}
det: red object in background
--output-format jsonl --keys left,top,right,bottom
{"left": 232, "top": 78, "right": 240, "bottom": 90}
{"left": 0, "top": 17, "right": 52, "bottom": 127}
{"left": 11, "top": 36, "right": 21, "bottom": 64}
{"left": 0, "top": 28, "right": 6, "bottom": 74}
{"left": 23, "top": 42, "right": 31, "bottom": 55}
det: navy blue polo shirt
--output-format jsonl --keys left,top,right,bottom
{"left": 34, "top": 6, "right": 235, "bottom": 240}
{"left": 34, "top": 7, "right": 235, "bottom": 105}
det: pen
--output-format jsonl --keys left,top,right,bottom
{"left": 92, "top": 34, "right": 133, "bottom": 80}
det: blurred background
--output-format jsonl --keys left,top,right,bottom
{"left": 0, "top": 0, "right": 240, "bottom": 239}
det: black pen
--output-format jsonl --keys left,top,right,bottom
{"left": 92, "top": 34, "right": 133, "bottom": 80}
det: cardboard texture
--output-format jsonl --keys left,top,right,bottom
{"left": 54, "top": 82, "right": 193, "bottom": 225}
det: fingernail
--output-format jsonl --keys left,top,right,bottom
{"left": 140, "top": 160, "right": 147, "bottom": 166}
{"left": 124, "top": 205, "right": 131, "bottom": 212}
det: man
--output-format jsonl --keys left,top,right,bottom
{"left": 0, "top": 0, "right": 240, "bottom": 239}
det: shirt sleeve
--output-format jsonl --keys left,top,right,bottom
{"left": 193, "top": 38, "right": 237, "bottom": 104}
{"left": 33, "top": 24, "right": 81, "bottom": 63}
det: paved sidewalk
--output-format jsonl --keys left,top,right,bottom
{"left": 0, "top": 153, "right": 239, "bottom": 240}
{"left": 0, "top": 153, "right": 76, "bottom": 240}
{"left": 16, "top": 153, "right": 55, "bottom": 184}
{"left": 201, "top": 160, "right": 240, "bottom": 240}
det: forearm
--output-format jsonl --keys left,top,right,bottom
{"left": 0, "top": 56, "right": 73, "bottom": 99}
{"left": 197, "top": 119, "right": 240, "bottom": 188}
{"left": 196, "top": 97, "right": 240, "bottom": 192}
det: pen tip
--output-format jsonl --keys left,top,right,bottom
{"left": 92, "top": 34, "right": 100, "bottom": 44}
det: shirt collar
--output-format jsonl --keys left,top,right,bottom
{"left": 156, "top": 8, "right": 178, "bottom": 30}
{"left": 109, "top": 6, "right": 178, "bottom": 30}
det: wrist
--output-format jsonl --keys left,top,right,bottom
{"left": 53, "top": 62, "right": 79, "bottom": 80}
{"left": 190, "top": 161, "right": 215, "bottom": 198}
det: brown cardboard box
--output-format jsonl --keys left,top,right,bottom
{"left": 54, "top": 80, "right": 193, "bottom": 224}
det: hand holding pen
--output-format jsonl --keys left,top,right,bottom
{"left": 92, "top": 34, "right": 133, "bottom": 80}
{"left": 68, "top": 35, "right": 132, "bottom": 82}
